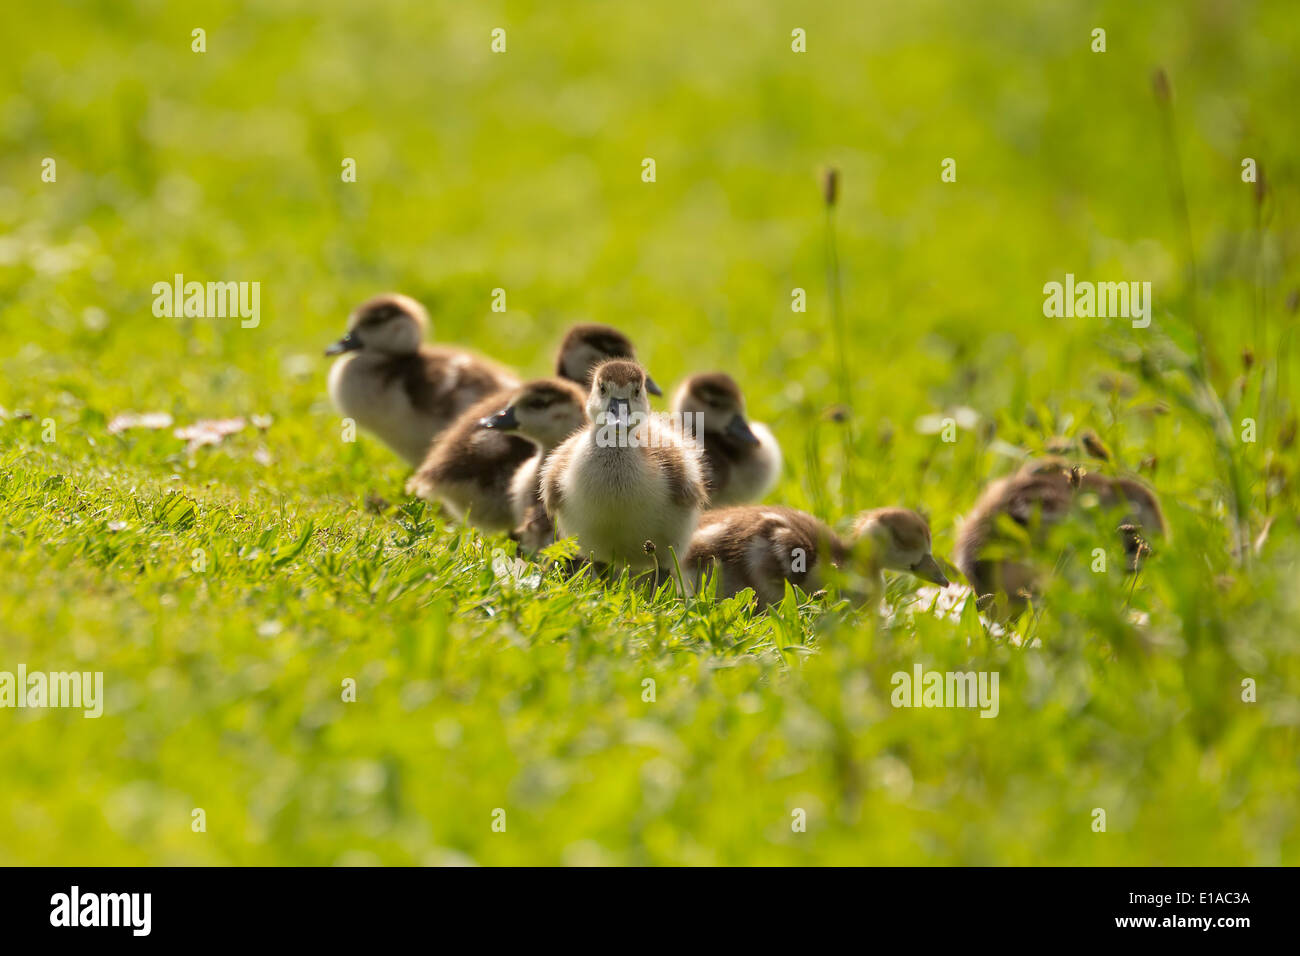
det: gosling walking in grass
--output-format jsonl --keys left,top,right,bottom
{"left": 326, "top": 293, "right": 517, "bottom": 465}
{"left": 686, "top": 505, "right": 844, "bottom": 604}
{"left": 671, "top": 372, "right": 781, "bottom": 505}
{"left": 541, "top": 359, "right": 705, "bottom": 569}
{"left": 686, "top": 505, "right": 947, "bottom": 606}
{"left": 329, "top": 301, "right": 652, "bottom": 467}
{"left": 407, "top": 379, "right": 588, "bottom": 533}
{"left": 954, "top": 458, "right": 1165, "bottom": 618}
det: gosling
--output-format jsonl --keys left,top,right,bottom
{"left": 672, "top": 372, "right": 781, "bottom": 505}
{"left": 407, "top": 379, "right": 587, "bottom": 533}
{"left": 326, "top": 293, "right": 518, "bottom": 465}
{"left": 954, "top": 458, "right": 1166, "bottom": 618}
{"left": 507, "top": 325, "right": 657, "bottom": 550}
{"left": 555, "top": 324, "right": 662, "bottom": 394}
{"left": 540, "top": 359, "right": 705, "bottom": 569}
{"left": 686, "top": 505, "right": 948, "bottom": 606}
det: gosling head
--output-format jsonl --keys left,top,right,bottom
{"left": 851, "top": 507, "right": 950, "bottom": 586}
{"left": 479, "top": 379, "right": 588, "bottom": 449}
{"left": 556, "top": 324, "right": 661, "bottom": 395}
{"left": 326, "top": 293, "right": 427, "bottom": 357}
{"left": 588, "top": 359, "right": 652, "bottom": 428}
{"left": 672, "top": 372, "right": 760, "bottom": 446}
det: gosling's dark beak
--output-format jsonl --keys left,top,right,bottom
{"left": 325, "top": 331, "right": 362, "bottom": 356}
{"left": 725, "top": 415, "right": 761, "bottom": 446}
{"left": 480, "top": 406, "right": 519, "bottom": 431}
{"left": 607, "top": 397, "right": 631, "bottom": 426}
{"left": 644, "top": 375, "right": 663, "bottom": 397}
{"left": 911, "top": 554, "right": 950, "bottom": 587}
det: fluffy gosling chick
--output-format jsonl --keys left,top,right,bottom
{"left": 672, "top": 372, "right": 781, "bottom": 505}
{"left": 954, "top": 459, "right": 1165, "bottom": 617}
{"left": 555, "top": 324, "right": 662, "bottom": 394}
{"left": 540, "top": 359, "right": 705, "bottom": 569}
{"left": 407, "top": 379, "right": 587, "bottom": 533}
{"left": 686, "top": 506, "right": 947, "bottom": 606}
{"left": 326, "top": 293, "right": 519, "bottom": 465}
{"left": 686, "top": 506, "right": 847, "bottom": 605}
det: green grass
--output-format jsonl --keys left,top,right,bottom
{"left": 1, "top": 0, "right": 1298, "bottom": 865}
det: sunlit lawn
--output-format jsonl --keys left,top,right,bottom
{"left": 0, "top": 0, "right": 1297, "bottom": 864}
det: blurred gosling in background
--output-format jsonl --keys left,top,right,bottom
{"left": 326, "top": 293, "right": 517, "bottom": 465}
{"left": 555, "top": 324, "right": 662, "bottom": 394}
{"left": 954, "top": 458, "right": 1165, "bottom": 618}
{"left": 672, "top": 372, "right": 781, "bottom": 505}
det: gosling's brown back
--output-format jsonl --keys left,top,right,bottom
{"left": 688, "top": 506, "right": 846, "bottom": 599}
{"left": 381, "top": 346, "right": 514, "bottom": 423}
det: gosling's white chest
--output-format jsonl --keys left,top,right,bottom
{"left": 328, "top": 354, "right": 442, "bottom": 465}
{"left": 556, "top": 441, "right": 696, "bottom": 566}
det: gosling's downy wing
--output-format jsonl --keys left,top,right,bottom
{"left": 539, "top": 434, "right": 578, "bottom": 518}
{"left": 689, "top": 505, "right": 841, "bottom": 596}
{"left": 646, "top": 434, "right": 708, "bottom": 509}
{"left": 385, "top": 347, "right": 517, "bottom": 422}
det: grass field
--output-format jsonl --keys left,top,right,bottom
{"left": 1, "top": 0, "right": 1298, "bottom": 865}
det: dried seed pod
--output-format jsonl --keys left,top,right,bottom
{"left": 821, "top": 166, "right": 839, "bottom": 207}
{"left": 1151, "top": 67, "right": 1171, "bottom": 103}
{"left": 1080, "top": 430, "right": 1111, "bottom": 462}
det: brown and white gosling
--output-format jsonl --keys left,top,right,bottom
{"left": 541, "top": 359, "right": 706, "bottom": 569}
{"left": 686, "top": 505, "right": 948, "bottom": 606}
{"left": 326, "top": 293, "right": 518, "bottom": 465}
{"left": 507, "top": 326, "right": 660, "bottom": 550}
{"left": 954, "top": 458, "right": 1166, "bottom": 617}
{"left": 406, "top": 379, "right": 587, "bottom": 533}
{"left": 672, "top": 372, "right": 781, "bottom": 505}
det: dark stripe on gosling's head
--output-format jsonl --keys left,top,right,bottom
{"left": 591, "top": 358, "right": 645, "bottom": 389}
{"left": 512, "top": 378, "right": 587, "bottom": 408}
{"left": 349, "top": 293, "right": 427, "bottom": 331}
{"left": 686, "top": 372, "right": 744, "bottom": 407}
{"left": 558, "top": 324, "right": 636, "bottom": 361}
